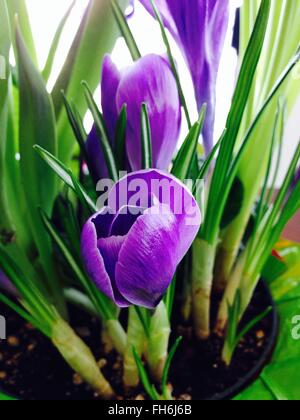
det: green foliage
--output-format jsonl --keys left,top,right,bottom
{"left": 141, "top": 103, "right": 153, "bottom": 169}
{"left": 222, "top": 290, "right": 272, "bottom": 366}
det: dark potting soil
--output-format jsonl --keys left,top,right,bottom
{"left": 0, "top": 282, "right": 276, "bottom": 401}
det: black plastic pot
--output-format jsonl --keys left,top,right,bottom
{"left": 209, "top": 281, "right": 279, "bottom": 401}
{"left": 0, "top": 281, "right": 278, "bottom": 401}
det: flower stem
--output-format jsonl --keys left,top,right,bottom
{"left": 123, "top": 307, "right": 146, "bottom": 389}
{"left": 192, "top": 238, "right": 216, "bottom": 340}
{"left": 215, "top": 252, "right": 247, "bottom": 334}
{"left": 146, "top": 302, "right": 171, "bottom": 382}
{"left": 52, "top": 318, "right": 114, "bottom": 399}
{"left": 106, "top": 319, "right": 127, "bottom": 355}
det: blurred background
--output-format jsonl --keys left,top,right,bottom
{"left": 24, "top": 0, "right": 300, "bottom": 238}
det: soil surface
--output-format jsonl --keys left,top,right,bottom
{"left": 0, "top": 282, "right": 276, "bottom": 400}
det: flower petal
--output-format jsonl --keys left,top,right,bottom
{"left": 139, "top": 0, "right": 229, "bottom": 154}
{"left": 101, "top": 55, "right": 122, "bottom": 140}
{"left": 108, "top": 169, "right": 201, "bottom": 227}
{"left": 109, "top": 205, "right": 145, "bottom": 236}
{"left": 115, "top": 202, "right": 199, "bottom": 308}
{"left": 116, "top": 54, "right": 181, "bottom": 170}
{"left": 81, "top": 210, "right": 130, "bottom": 307}
{"left": 85, "top": 55, "right": 121, "bottom": 181}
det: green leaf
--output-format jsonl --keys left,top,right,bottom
{"left": 0, "top": 293, "right": 50, "bottom": 338}
{"left": 141, "top": 103, "right": 153, "bottom": 169}
{"left": 202, "top": 0, "right": 271, "bottom": 243}
{"left": 0, "top": 0, "right": 14, "bottom": 233}
{"left": 34, "top": 145, "right": 97, "bottom": 213}
{"left": 221, "top": 178, "right": 244, "bottom": 229}
{"left": 235, "top": 306, "right": 272, "bottom": 347}
{"left": 6, "top": 0, "right": 38, "bottom": 66}
{"left": 42, "top": 1, "right": 75, "bottom": 82}
{"left": 53, "top": 0, "right": 129, "bottom": 164}
{"left": 111, "top": 0, "right": 141, "bottom": 61}
{"left": 15, "top": 22, "right": 68, "bottom": 315}
{"left": 82, "top": 80, "right": 119, "bottom": 182}
{"left": 132, "top": 347, "right": 160, "bottom": 401}
{"left": 62, "top": 92, "right": 89, "bottom": 164}
{"left": 172, "top": 105, "right": 206, "bottom": 181}
{"left": 16, "top": 22, "right": 57, "bottom": 216}
{"left": 161, "top": 336, "right": 182, "bottom": 397}
{"left": 39, "top": 208, "right": 114, "bottom": 321}
{"left": 115, "top": 105, "right": 127, "bottom": 170}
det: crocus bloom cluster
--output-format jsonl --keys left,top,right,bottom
{"left": 86, "top": 54, "right": 181, "bottom": 180}
{"left": 139, "top": 0, "right": 229, "bottom": 153}
{"left": 81, "top": 170, "right": 201, "bottom": 309}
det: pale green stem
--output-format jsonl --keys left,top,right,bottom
{"left": 106, "top": 319, "right": 127, "bottom": 355}
{"left": 222, "top": 340, "right": 233, "bottom": 367}
{"left": 146, "top": 302, "right": 171, "bottom": 382}
{"left": 52, "top": 317, "right": 114, "bottom": 399}
{"left": 192, "top": 238, "right": 216, "bottom": 340}
{"left": 123, "top": 307, "right": 146, "bottom": 389}
{"left": 215, "top": 251, "right": 248, "bottom": 334}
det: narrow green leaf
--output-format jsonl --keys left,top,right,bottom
{"left": 15, "top": 22, "right": 68, "bottom": 315}
{"left": 134, "top": 306, "right": 150, "bottom": 338}
{"left": 61, "top": 92, "right": 90, "bottom": 166}
{"left": 0, "top": 244, "right": 56, "bottom": 326}
{"left": 161, "top": 336, "right": 182, "bottom": 396}
{"left": 0, "top": 0, "right": 14, "bottom": 233}
{"left": 111, "top": 0, "right": 141, "bottom": 61}
{"left": 34, "top": 145, "right": 97, "bottom": 213}
{"left": 0, "top": 293, "right": 51, "bottom": 338}
{"left": 141, "top": 103, "right": 153, "bottom": 169}
{"left": 202, "top": 0, "right": 271, "bottom": 243}
{"left": 82, "top": 80, "right": 119, "bottom": 182}
{"left": 221, "top": 178, "right": 244, "bottom": 229}
{"left": 207, "top": 47, "right": 300, "bottom": 244}
{"left": 132, "top": 347, "right": 160, "bottom": 401}
{"left": 6, "top": 0, "right": 38, "bottom": 65}
{"left": 42, "top": 1, "right": 75, "bottom": 82}
{"left": 193, "top": 132, "right": 224, "bottom": 192}
{"left": 236, "top": 307, "right": 272, "bottom": 347}
{"left": 172, "top": 105, "right": 206, "bottom": 181}
{"left": 164, "top": 274, "right": 177, "bottom": 321}
{"left": 115, "top": 105, "right": 127, "bottom": 170}
{"left": 39, "top": 208, "right": 114, "bottom": 321}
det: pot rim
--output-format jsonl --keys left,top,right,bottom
{"left": 208, "top": 280, "right": 279, "bottom": 401}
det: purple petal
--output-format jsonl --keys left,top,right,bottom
{"left": 108, "top": 169, "right": 201, "bottom": 225}
{"left": 85, "top": 56, "right": 121, "bottom": 181}
{"left": 82, "top": 170, "right": 201, "bottom": 309}
{"left": 140, "top": 0, "right": 229, "bottom": 154}
{"left": 85, "top": 126, "right": 108, "bottom": 181}
{"left": 81, "top": 210, "right": 130, "bottom": 307}
{"left": 116, "top": 54, "right": 181, "bottom": 170}
{"left": 101, "top": 55, "right": 122, "bottom": 140}
{"left": 109, "top": 205, "right": 145, "bottom": 236}
{"left": 115, "top": 202, "right": 199, "bottom": 308}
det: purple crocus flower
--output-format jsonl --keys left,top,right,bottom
{"left": 81, "top": 169, "right": 201, "bottom": 309}
{"left": 0, "top": 271, "right": 17, "bottom": 296}
{"left": 86, "top": 54, "right": 181, "bottom": 180}
{"left": 139, "top": 0, "right": 229, "bottom": 154}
